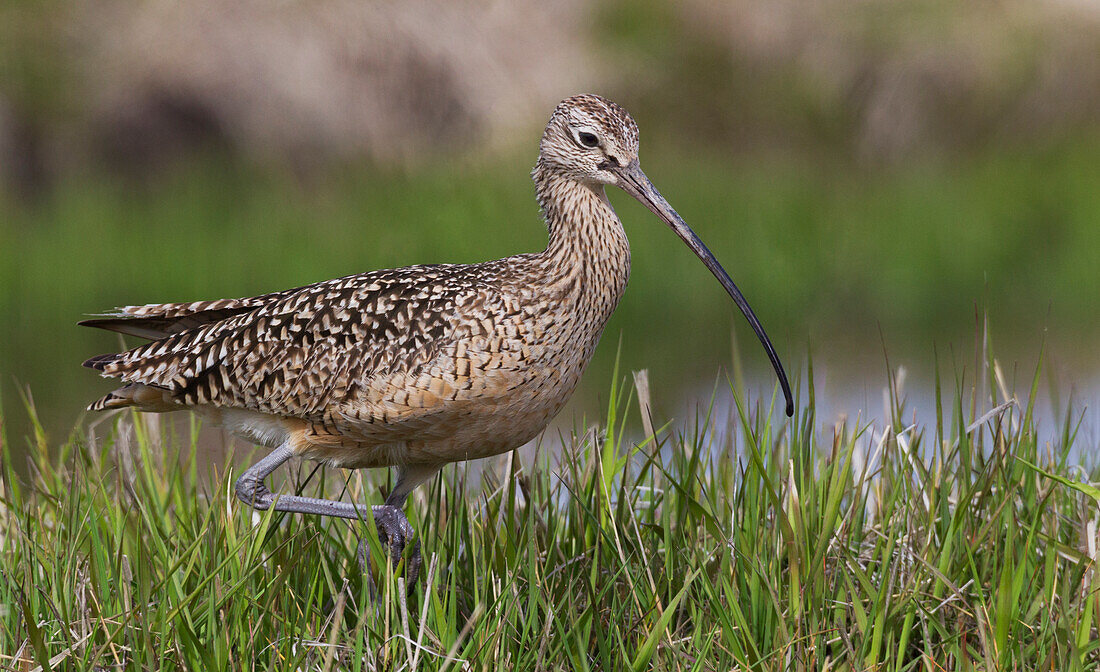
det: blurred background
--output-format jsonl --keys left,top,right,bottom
{"left": 3, "top": 0, "right": 1100, "bottom": 449}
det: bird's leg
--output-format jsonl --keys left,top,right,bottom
{"left": 235, "top": 445, "right": 370, "bottom": 519}
{"left": 357, "top": 464, "right": 441, "bottom": 588}
{"left": 235, "top": 445, "right": 439, "bottom": 587}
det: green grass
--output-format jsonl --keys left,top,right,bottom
{"left": 2, "top": 341, "right": 1099, "bottom": 670}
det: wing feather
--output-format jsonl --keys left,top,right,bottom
{"left": 87, "top": 265, "right": 502, "bottom": 426}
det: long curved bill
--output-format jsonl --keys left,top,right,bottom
{"left": 613, "top": 160, "right": 794, "bottom": 417}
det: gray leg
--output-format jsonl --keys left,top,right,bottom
{"left": 235, "top": 445, "right": 370, "bottom": 520}
{"left": 234, "top": 444, "right": 440, "bottom": 586}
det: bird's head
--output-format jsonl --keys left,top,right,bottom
{"left": 539, "top": 94, "right": 639, "bottom": 186}
{"left": 538, "top": 94, "right": 795, "bottom": 417}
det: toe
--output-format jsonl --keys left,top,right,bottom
{"left": 406, "top": 538, "right": 422, "bottom": 586}
{"left": 388, "top": 534, "right": 406, "bottom": 567}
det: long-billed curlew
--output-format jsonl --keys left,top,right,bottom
{"left": 81, "top": 94, "right": 793, "bottom": 584}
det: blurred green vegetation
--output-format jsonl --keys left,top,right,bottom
{"left": 4, "top": 134, "right": 1100, "bottom": 442}
{"left": 2, "top": 0, "right": 1099, "bottom": 444}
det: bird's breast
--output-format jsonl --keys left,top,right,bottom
{"left": 315, "top": 247, "right": 631, "bottom": 464}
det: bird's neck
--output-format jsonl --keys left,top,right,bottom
{"left": 532, "top": 161, "right": 631, "bottom": 303}
{"left": 526, "top": 160, "right": 631, "bottom": 373}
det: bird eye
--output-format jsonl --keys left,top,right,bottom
{"left": 577, "top": 131, "right": 599, "bottom": 148}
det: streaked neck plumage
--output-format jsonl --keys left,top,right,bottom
{"left": 531, "top": 160, "right": 631, "bottom": 323}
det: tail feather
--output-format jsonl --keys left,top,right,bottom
{"left": 87, "top": 383, "right": 175, "bottom": 412}
{"left": 88, "top": 390, "right": 133, "bottom": 411}
{"left": 79, "top": 308, "right": 250, "bottom": 340}
{"left": 83, "top": 352, "right": 121, "bottom": 371}
{"left": 81, "top": 287, "right": 296, "bottom": 410}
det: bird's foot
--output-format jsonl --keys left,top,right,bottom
{"left": 357, "top": 505, "right": 421, "bottom": 589}
{"left": 235, "top": 475, "right": 274, "bottom": 509}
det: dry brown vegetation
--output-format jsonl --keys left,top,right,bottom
{"left": 679, "top": 0, "right": 1100, "bottom": 160}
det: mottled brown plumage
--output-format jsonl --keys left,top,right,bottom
{"left": 82, "top": 94, "right": 791, "bottom": 585}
